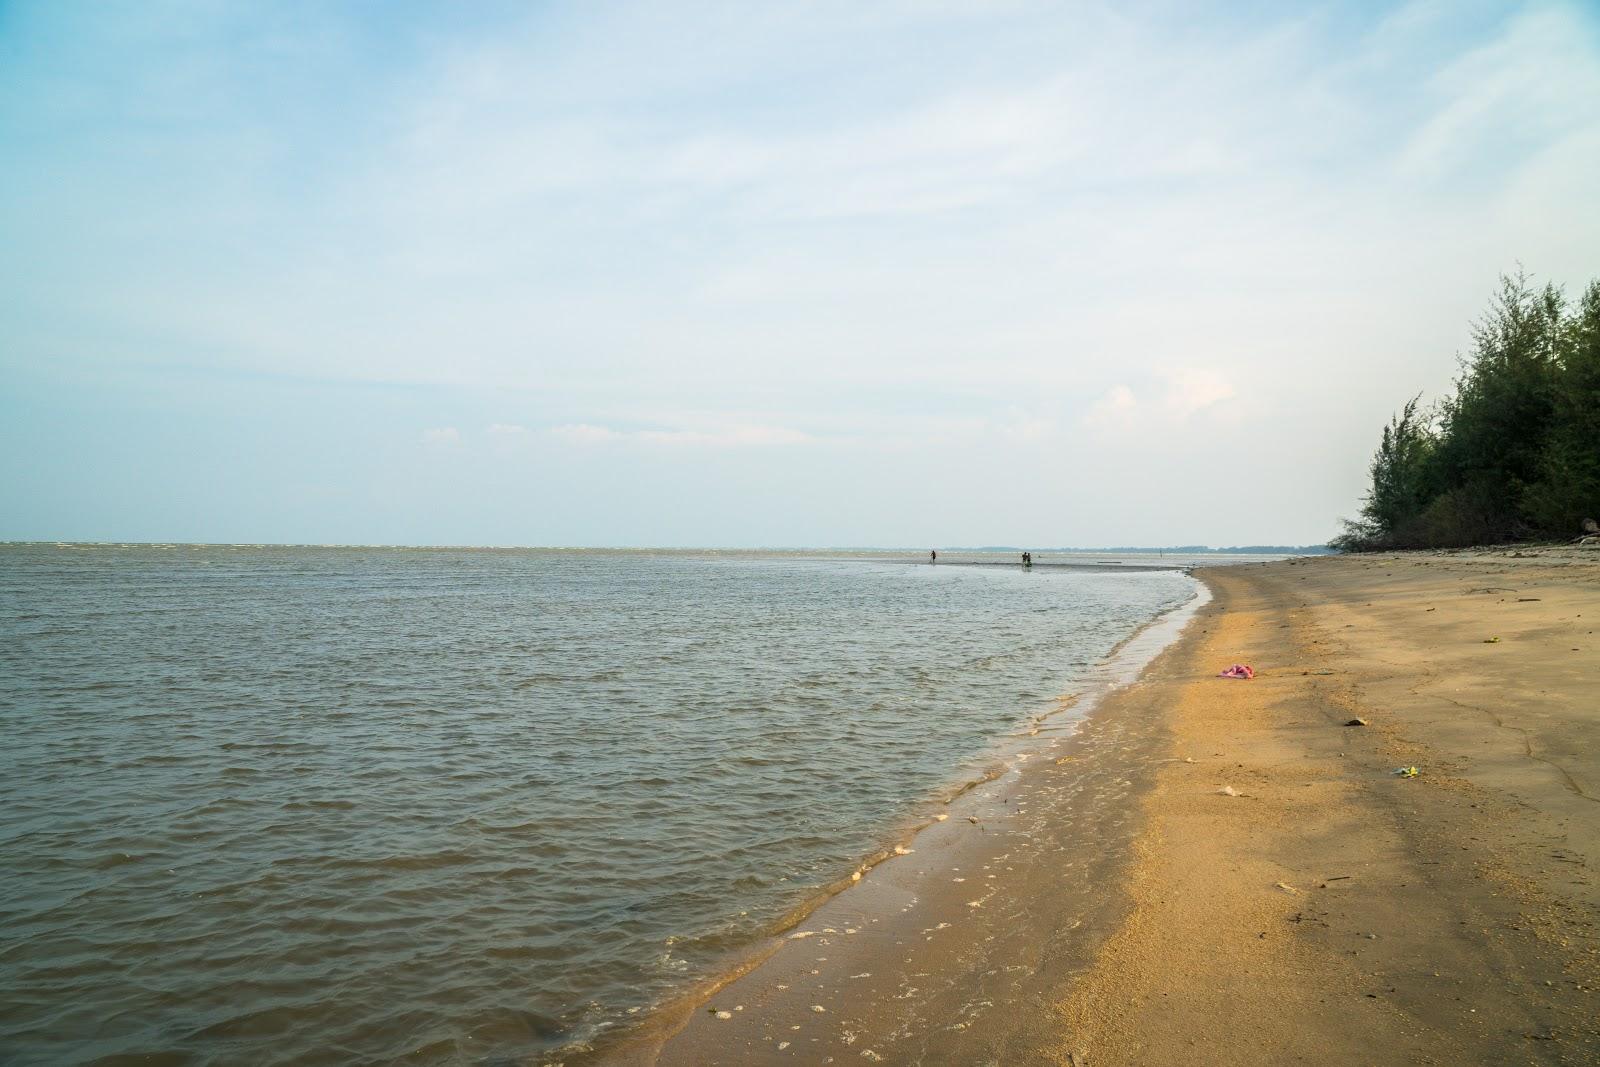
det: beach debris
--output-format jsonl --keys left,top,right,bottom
{"left": 714, "top": 1010, "right": 733, "bottom": 1020}
{"left": 1394, "top": 766, "right": 1420, "bottom": 778}
{"left": 789, "top": 931, "right": 817, "bottom": 940}
{"left": 893, "top": 845, "right": 913, "bottom": 856}
{"left": 862, "top": 1051, "right": 883, "bottom": 1061}
{"left": 967, "top": 816, "right": 980, "bottom": 824}
{"left": 1345, "top": 718, "right": 1368, "bottom": 727}
{"left": 811, "top": 1005, "right": 827, "bottom": 1013}
{"left": 934, "top": 813, "right": 949, "bottom": 821}
{"left": 778, "top": 1041, "right": 790, "bottom": 1050}
{"left": 1218, "top": 664, "right": 1255, "bottom": 679}
{"left": 1483, "top": 636, "right": 1501, "bottom": 643}
{"left": 1183, "top": 756, "right": 1197, "bottom": 763}
{"left": 851, "top": 870, "right": 862, "bottom": 882}
{"left": 1275, "top": 881, "right": 1299, "bottom": 894}
{"left": 1216, "top": 785, "right": 1243, "bottom": 797}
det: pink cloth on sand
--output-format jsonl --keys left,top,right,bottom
{"left": 1218, "top": 664, "right": 1255, "bottom": 679}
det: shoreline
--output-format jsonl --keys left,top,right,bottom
{"left": 598, "top": 578, "right": 1211, "bottom": 1065}
{"left": 614, "top": 550, "right": 1599, "bottom": 1065}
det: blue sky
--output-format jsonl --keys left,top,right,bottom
{"left": 3, "top": 0, "right": 1598, "bottom": 546}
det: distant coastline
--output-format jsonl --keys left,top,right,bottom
{"left": 937, "top": 544, "right": 1333, "bottom": 555}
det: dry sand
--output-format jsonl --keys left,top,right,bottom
{"left": 1058, "top": 549, "right": 1599, "bottom": 1065}
{"left": 629, "top": 551, "right": 1600, "bottom": 1065}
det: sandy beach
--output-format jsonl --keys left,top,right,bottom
{"left": 634, "top": 550, "right": 1600, "bottom": 1065}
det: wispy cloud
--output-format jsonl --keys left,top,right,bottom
{"left": 549, "top": 423, "right": 813, "bottom": 448}
{"left": 4, "top": 1, "right": 1597, "bottom": 545}
{"left": 1396, "top": 5, "right": 1600, "bottom": 181}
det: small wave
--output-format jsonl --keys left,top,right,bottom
{"left": 89, "top": 851, "right": 144, "bottom": 870}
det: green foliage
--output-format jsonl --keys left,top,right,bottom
{"left": 1336, "top": 271, "right": 1600, "bottom": 551}
{"left": 1524, "top": 281, "right": 1600, "bottom": 534}
{"left": 1332, "top": 396, "right": 1437, "bottom": 551}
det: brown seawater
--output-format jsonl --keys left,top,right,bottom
{"left": 0, "top": 545, "right": 1201, "bottom": 1065}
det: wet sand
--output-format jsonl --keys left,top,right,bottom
{"left": 603, "top": 587, "right": 1210, "bottom": 1066}
{"left": 626, "top": 550, "right": 1600, "bottom": 1065}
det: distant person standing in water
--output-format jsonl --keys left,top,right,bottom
{"left": 930, "top": 549, "right": 937, "bottom": 563}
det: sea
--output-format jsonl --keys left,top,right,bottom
{"left": 0, "top": 544, "right": 1264, "bottom": 1066}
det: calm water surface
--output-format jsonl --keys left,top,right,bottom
{"left": 0, "top": 546, "right": 1199, "bottom": 1065}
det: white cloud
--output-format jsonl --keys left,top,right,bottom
{"left": 549, "top": 423, "right": 812, "bottom": 448}
{"left": 486, "top": 423, "right": 526, "bottom": 436}
{"left": 995, "top": 408, "right": 1058, "bottom": 443}
{"left": 1160, "top": 369, "right": 1236, "bottom": 418}
{"left": 1085, "top": 370, "right": 1236, "bottom": 431}
{"left": 1085, "top": 384, "right": 1138, "bottom": 428}
{"left": 420, "top": 427, "right": 461, "bottom": 446}
{"left": 549, "top": 423, "right": 622, "bottom": 445}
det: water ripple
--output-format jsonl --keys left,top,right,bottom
{"left": 0, "top": 545, "right": 1192, "bottom": 1066}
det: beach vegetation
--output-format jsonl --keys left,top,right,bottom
{"left": 1335, "top": 270, "right": 1600, "bottom": 550}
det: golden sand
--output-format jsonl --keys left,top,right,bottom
{"left": 1058, "top": 550, "right": 1600, "bottom": 1065}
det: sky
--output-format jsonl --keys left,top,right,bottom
{"left": 3, "top": 0, "right": 1598, "bottom": 547}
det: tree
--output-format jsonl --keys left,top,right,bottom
{"left": 1432, "top": 271, "right": 1565, "bottom": 541}
{"left": 1334, "top": 269, "right": 1599, "bottom": 551}
{"left": 1332, "top": 395, "right": 1437, "bottom": 550}
{"left": 1526, "top": 280, "right": 1600, "bottom": 535}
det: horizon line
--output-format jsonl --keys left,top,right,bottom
{"left": 2, "top": 540, "right": 1331, "bottom": 553}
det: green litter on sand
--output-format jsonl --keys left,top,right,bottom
{"left": 1483, "top": 636, "right": 1501, "bottom": 643}
{"left": 1394, "top": 766, "right": 1419, "bottom": 779}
